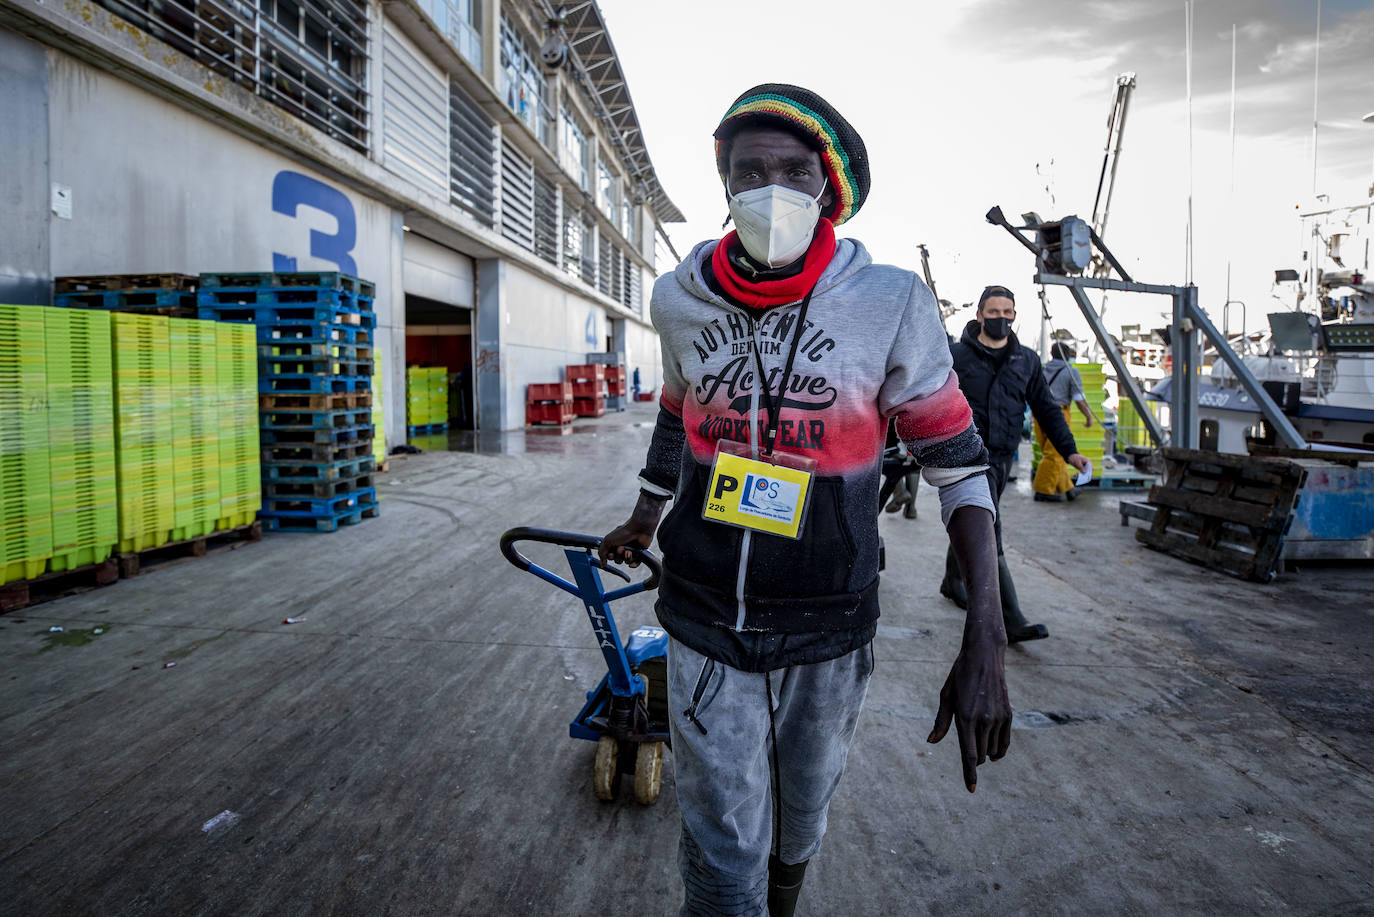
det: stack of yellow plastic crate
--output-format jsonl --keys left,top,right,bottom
{"left": 44, "top": 308, "right": 117, "bottom": 571}
{"left": 216, "top": 323, "right": 261, "bottom": 530}
{"left": 406, "top": 366, "right": 449, "bottom": 434}
{"left": 1031, "top": 361, "right": 1107, "bottom": 482}
{"left": 1, "top": 305, "right": 53, "bottom": 584}
{"left": 111, "top": 314, "right": 176, "bottom": 553}
{"left": 372, "top": 348, "right": 387, "bottom": 468}
{"left": 1069, "top": 362, "right": 1107, "bottom": 480}
{"left": 169, "top": 319, "right": 222, "bottom": 541}
{"left": 1114, "top": 396, "right": 1162, "bottom": 450}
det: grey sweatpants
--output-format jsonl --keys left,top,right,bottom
{"left": 667, "top": 636, "right": 875, "bottom": 916}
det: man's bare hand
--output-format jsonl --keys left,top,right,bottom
{"left": 927, "top": 642, "right": 1012, "bottom": 793}
{"left": 598, "top": 522, "right": 654, "bottom": 568}
{"left": 597, "top": 490, "right": 668, "bottom": 568}
{"left": 1068, "top": 453, "right": 1090, "bottom": 473}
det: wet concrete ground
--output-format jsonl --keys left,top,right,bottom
{"left": 2, "top": 400, "right": 1372, "bottom": 916}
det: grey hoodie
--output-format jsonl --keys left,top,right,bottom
{"left": 637, "top": 236, "right": 993, "bottom": 656}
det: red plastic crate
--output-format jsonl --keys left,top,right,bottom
{"left": 566, "top": 364, "right": 605, "bottom": 382}
{"left": 633, "top": 392, "right": 656, "bottom": 402}
{"left": 604, "top": 365, "right": 624, "bottom": 382}
{"left": 608, "top": 380, "right": 628, "bottom": 396}
{"left": 527, "top": 382, "right": 573, "bottom": 404}
{"left": 526, "top": 402, "right": 573, "bottom": 425}
{"left": 573, "top": 397, "right": 606, "bottom": 417}
{"left": 572, "top": 379, "right": 606, "bottom": 399}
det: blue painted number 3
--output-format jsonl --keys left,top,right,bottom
{"left": 271, "top": 171, "right": 358, "bottom": 275}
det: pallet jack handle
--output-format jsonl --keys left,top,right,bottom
{"left": 500, "top": 526, "right": 662, "bottom": 601}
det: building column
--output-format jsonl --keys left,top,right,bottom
{"left": 0, "top": 27, "right": 50, "bottom": 305}
{"left": 475, "top": 257, "right": 515, "bottom": 431}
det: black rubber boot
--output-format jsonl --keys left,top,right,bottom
{"left": 767, "top": 855, "right": 809, "bottom": 917}
{"left": 939, "top": 548, "right": 968, "bottom": 609}
{"left": 998, "top": 555, "right": 1048, "bottom": 642}
{"left": 902, "top": 472, "right": 920, "bottom": 519}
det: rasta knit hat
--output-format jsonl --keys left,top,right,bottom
{"left": 714, "top": 83, "right": 870, "bottom": 226}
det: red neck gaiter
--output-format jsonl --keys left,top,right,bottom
{"left": 711, "top": 219, "right": 837, "bottom": 309}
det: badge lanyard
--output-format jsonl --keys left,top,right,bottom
{"left": 701, "top": 287, "right": 819, "bottom": 540}
{"left": 750, "top": 285, "right": 815, "bottom": 458}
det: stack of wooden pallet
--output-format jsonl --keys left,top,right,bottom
{"left": 1136, "top": 447, "right": 1308, "bottom": 582}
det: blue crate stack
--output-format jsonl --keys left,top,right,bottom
{"left": 197, "top": 271, "right": 380, "bottom": 533}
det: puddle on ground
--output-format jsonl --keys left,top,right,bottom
{"left": 38, "top": 625, "right": 112, "bottom": 653}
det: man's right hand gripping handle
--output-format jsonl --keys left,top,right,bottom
{"left": 598, "top": 491, "right": 669, "bottom": 568}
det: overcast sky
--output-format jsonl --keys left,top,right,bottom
{"left": 598, "top": 0, "right": 1374, "bottom": 347}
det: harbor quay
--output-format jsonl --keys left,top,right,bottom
{"left": 2, "top": 400, "right": 1371, "bottom": 916}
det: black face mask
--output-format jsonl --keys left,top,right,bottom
{"left": 981, "top": 316, "right": 1011, "bottom": 340}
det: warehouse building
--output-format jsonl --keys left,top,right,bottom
{"left": 0, "top": 0, "right": 683, "bottom": 443}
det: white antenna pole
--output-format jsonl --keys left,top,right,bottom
{"left": 1311, "top": 0, "right": 1321, "bottom": 196}
{"left": 1309, "top": 0, "right": 1322, "bottom": 309}
{"left": 1185, "top": 0, "right": 1195, "bottom": 285}
{"left": 1226, "top": 24, "right": 1236, "bottom": 312}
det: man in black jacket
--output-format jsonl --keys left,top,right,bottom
{"left": 940, "top": 285, "right": 1088, "bottom": 642}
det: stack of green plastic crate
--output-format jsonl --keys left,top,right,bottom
{"left": 372, "top": 348, "right": 387, "bottom": 468}
{"left": 111, "top": 313, "right": 175, "bottom": 553}
{"left": 216, "top": 322, "right": 261, "bottom": 530}
{"left": 169, "top": 318, "right": 222, "bottom": 541}
{"left": 0, "top": 305, "right": 53, "bottom": 584}
{"left": 406, "top": 366, "right": 431, "bottom": 428}
{"left": 44, "top": 308, "right": 117, "bottom": 571}
{"left": 406, "top": 366, "right": 449, "bottom": 432}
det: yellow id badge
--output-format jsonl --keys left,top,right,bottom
{"left": 703, "top": 440, "right": 816, "bottom": 540}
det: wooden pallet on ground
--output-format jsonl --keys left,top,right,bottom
{"left": 115, "top": 522, "right": 263, "bottom": 578}
{"left": 1136, "top": 448, "right": 1307, "bottom": 583}
{"left": 0, "top": 560, "right": 120, "bottom": 613}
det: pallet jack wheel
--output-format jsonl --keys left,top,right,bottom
{"left": 633, "top": 740, "right": 664, "bottom": 805}
{"left": 593, "top": 736, "right": 621, "bottom": 801}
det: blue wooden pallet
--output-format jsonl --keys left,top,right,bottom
{"left": 55, "top": 289, "right": 198, "bottom": 310}
{"left": 406, "top": 423, "right": 449, "bottom": 435}
{"left": 258, "top": 423, "right": 372, "bottom": 447}
{"left": 258, "top": 373, "right": 373, "bottom": 395}
{"left": 259, "top": 356, "right": 374, "bottom": 377}
{"left": 260, "top": 502, "right": 379, "bottom": 533}
{"left": 198, "top": 302, "right": 375, "bottom": 329}
{"left": 262, "top": 441, "right": 373, "bottom": 465}
{"left": 260, "top": 408, "right": 372, "bottom": 431}
{"left": 198, "top": 286, "right": 372, "bottom": 309}
{"left": 199, "top": 271, "right": 376, "bottom": 300}
{"left": 257, "top": 323, "right": 372, "bottom": 346}
{"left": 261, "top": 456, "right": 376, "bottom": 482}
{"left": 262, "top": 485, "right": 376, "bottom": 514}
{"left": 258, "top": 341, "right": 371, "bottom": 360}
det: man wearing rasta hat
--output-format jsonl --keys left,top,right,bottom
{"left": 600, "top": 84, "right": 1012, "bottom": 916}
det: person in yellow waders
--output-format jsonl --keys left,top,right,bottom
{"left": 1033, "top": 342, "right": 1096, "bottom": 502}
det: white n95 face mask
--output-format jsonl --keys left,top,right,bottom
{"left": 727, "top": 180, "right": 827, "bottom": 269}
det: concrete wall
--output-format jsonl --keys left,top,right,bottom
{"left": 41, "top": 50, "right": 407, "bottom": 448}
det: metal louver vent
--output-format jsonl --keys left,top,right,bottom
{"left": 450, "top": 79, "right": 496, "bottom": 226}
{"left": 92, "top": 0, "right": 370, "bottom": 153}
{"left": 598, "top": 231, "right": 613, "bottom": 297}
{"left": 500, "top": 137, "right": 536, "bottom": 253}
{"left": 533, "top": 172, "right": 559, "bottom": 267}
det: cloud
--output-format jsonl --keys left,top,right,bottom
{"left": 1258, "top": 9, "right": 1374, "bottom": 74}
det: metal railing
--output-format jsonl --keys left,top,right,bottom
{"left": 95, "top": 0, "right": 369, "bottom": 153}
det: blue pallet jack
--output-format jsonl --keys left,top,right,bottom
{"left": 500, "top": 527, "right": 670, "bottom": 804}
